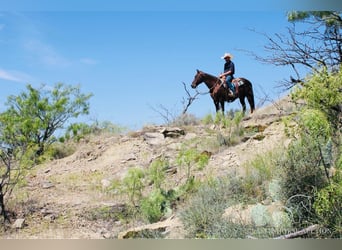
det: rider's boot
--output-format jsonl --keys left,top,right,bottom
{"left": 227, "top": 88, "right": 235, "bottom": 98}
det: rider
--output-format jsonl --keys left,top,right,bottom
{"left": 219, "top": 52, "right": 235, "bottom": 97}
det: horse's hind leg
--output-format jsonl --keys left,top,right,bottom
{"left": 247, "top": 92, "right": 255, "bottom": 113}
{"left": 239, "top": 97, "right": 246, "bottom": 113}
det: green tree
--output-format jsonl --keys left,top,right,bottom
{"left": 0, "top": 83, "right": 92, "bottom": 223}
{"left": 287, "top": 11, "right": 342, "bottom": 28}
{"left": 283, "top": 68, "right": 342, "bottom": 236}
{"left": 0, "top": 83, "right": 92, "bottom": 156}
{"left": 0, "top": 143, "right": 36, "bottom": 223}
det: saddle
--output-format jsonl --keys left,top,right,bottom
{"left": 232, "top": 78, "right": 244, "bottom": 95}
{"left": 219, "top": 77, "right": 244, "bottom": 96}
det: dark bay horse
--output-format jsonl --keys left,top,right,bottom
{"left": 191, "top": 70, "right": 255, "bottom": 113}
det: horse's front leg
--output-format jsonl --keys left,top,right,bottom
{"left": 220, "top": 100, "right": 225, "bottom": 114}
{"left": 214, "top": 101, "right": 220, "bottom": 112}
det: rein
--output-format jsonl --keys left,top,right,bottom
{"left": 203, "top": 74, "right": 222, "bottom": 92}
{"left": 193, "top": 72, "right": 223, "bottom": 94}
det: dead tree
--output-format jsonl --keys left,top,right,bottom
{"left": 151, "top": 82, "right": 207, "bottom": 125}
{"left": 244, "top": 11, "right": 342, "bottom": 90}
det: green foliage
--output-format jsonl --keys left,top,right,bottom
{"left": 278, "top": 133, "right": 328, "bottom": 227}
{"left": 0, "top": 145, "right": 36, "bottom": 222}
{"left": 180, "top": 178, "right": 234, "bottom": 238}
{"left": 140, "top": 189, "right": 167, "bottom": 223}
{"left": 242, "top": 151, "right": 281, "bottom": 202}
{"left": 201, "top": 111, "right": 245, "bottom": 148}
{"left": 147, "top": 158, "right": 168, "bottom": 189}
{"left": 122, "top": 167, "right": 145, "bottom": 206}
{"left": 176, "top": 148, "right": 209, "bottom": 182}
{"left": 297, "top": 108, "right": 331, "bottom": 139}
{"left": 202, "top": 113, "right": 214, "bottom": 125}
{"left": 287, "top": 11, "right": 342, "bottom": 27}
{"left": 314, "top": 181, "right": 342, "bottom": 236}
{"left": 278, "top": 68, "right": 342, "bottom": 237}
{"left": 292, "top": 67, "right": 342, "bottom": 128}
{"left": 251, "top": 204, "right": 271, "bottom": 227}
{"left": 0, "top": 83, "right": 92, "bottom": 156}
{"left": 107, "top": 158, "right": 180, "bottom": 225}
{"left": 63, "top": 120, "right": 126, "bottom": 142}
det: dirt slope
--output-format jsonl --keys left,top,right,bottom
{"left": 2, "top": 96, "right": 295, "bottom": 239}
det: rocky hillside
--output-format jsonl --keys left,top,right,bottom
{"left": 2, "top": 96, "right": 296, "bottom": 239}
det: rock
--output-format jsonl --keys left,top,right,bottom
{"left": 41, "top": 181, "right": 55, "bottom": 189}
{"left": 101, "top": 179, "right": 111, "bottom": 189}
{"left": 12, "top": 218, "right": 26, "bottom": 229}
{"left": 165, "top": 166, "right": 177, "bottom": 175}
{"left": 143, "top": 132, "right": 165, "bottom": 145}
{"left": 160, "top": 127, "right": 185, "bottom": 138}
{"left": 118, "top": 215, "right": 182, "bottom": 239}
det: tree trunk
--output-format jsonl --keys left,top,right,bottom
{"left": 0, "top": 186, "right": 9, "bottom": 223}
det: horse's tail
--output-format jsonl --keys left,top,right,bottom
{"left": 242, "top": 78, "right": 255, "bottom": 113}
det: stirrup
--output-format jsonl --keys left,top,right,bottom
{"left": 228, "top": 89, "right": 235, "bottom": 97}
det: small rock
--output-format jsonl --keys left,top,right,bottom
{"left": 102, "top": 232, "right": 112, "bottom": 239}
{"left": 12, "top": 218, "right": 25, "bottom": 229}
{"left": 101, "top": 179, "right": 111, "bottom": 189}
{"left": 41, "top": 181, "right": 55, "bottom": 189}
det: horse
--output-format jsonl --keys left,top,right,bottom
{"left": 191, "top": 69, "right": 255, "bottom": 114}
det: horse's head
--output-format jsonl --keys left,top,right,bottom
{"left": 191, "top": 69, "right": 204, "bottom": 89}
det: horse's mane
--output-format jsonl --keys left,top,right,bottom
{"left": 201, "top": 71, "right": 219, "bottom": 81}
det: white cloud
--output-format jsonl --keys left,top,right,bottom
{"left": 24, "top": 39, "right": 71, "bottom": 67}
{"left": 0, "top": 68, "right": 32, "bottom": 83}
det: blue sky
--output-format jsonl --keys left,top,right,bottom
{"left": 0, "top": 9, "right": 319, "bottom": 129}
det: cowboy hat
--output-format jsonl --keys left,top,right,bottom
{"left": 221, "top": 52, "right": 233, "bottom": 59}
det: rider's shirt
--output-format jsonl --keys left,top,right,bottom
{"left": 224, "top": 61, "right": 235, "bottom": 76}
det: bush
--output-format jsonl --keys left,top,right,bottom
{"left": 140, "top": 189, "right": 167, "bottom": 223}
{"left": 148, "top": 158, "right": 168, "bottom": 189}
{"left": 176, "top": 148, "right": 209, "bottom": 182}
{"left": 122, "top": 168, "right": 145, "bottom": 207}
{"left": 278, "top": 134, "right": 328, "bottom": 227}
{"left": 180, "top": 177, "right": 245, "bottom": 238}
{"left": 170, "top": 113, "right": 200, "bottom": 126}
{"left": 242, "top": 151, "right": 281, "bottom": 202}
{"left": 314, "top": 181, "right": 342, "bottom": 237}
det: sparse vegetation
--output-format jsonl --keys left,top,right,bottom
{"left": 0, "top": 62, "right": 341, "bottom": 238}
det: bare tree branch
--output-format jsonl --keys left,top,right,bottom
{"left": 181, "top": 82, "right": 201, "bottom": 115}
{"left": 240, "top": 13, "right": 342, "bottom": 90}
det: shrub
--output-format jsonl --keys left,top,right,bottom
{"left": 313, "top": 181, "right": 342, "bottom": 237}
{"left": 140, "top": 189, "right": 167, "bottom": 223}
{"left": 180, "top": 177, "right": 245, "bottom": 238}
{"left": 148, "top": 158, "right": 168, "bottom": 189}
{"left": 278, "top": 134, "right": 328, "bottom": 227}
{"left": 297, "top": 108, "right": 331, "bottom": 140}
{"left": 242, "top": 151, "right": 281, "bottom": 202}
{"left": 122, "top": 167, "right": 145, "bottom": 207}
{"left": 251, "top": 204, "right": 271, "bottom": 227}
{"left": 176, "top": 148, "right": 209, "bottom": 182}
{"left": 170, "top": 113, "right": 200, "bottom": 126}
